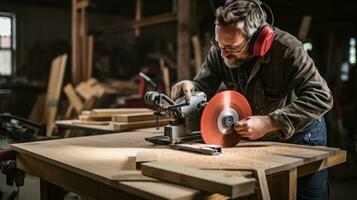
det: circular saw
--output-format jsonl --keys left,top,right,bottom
{"left": 200, "top": 91, "right": 252, "bottom": 147}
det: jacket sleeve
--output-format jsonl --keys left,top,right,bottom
{"left": 193, "top": 46, "right": 223, "bottom": 98}
{"left": 268, "top": 44, "right": 333, "bottom": 138}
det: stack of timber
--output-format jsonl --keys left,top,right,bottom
{"left": 71, "top": 108, "right": 171, "bottom": 131}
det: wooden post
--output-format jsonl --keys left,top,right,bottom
{"left": 134, "top": 0, "right": 142, "bottom": 37}
{"left": 87, "top": 35, "right": 94, "bottom": 79}
{"left": 177, "top": 0, "right": 191, "bottom": 80}
{"left": 80, "top": 7, "right": 87, "bottom": 82}
{"left": 298, "top": 15, "right": 311, "bottom": 41}
{"left": 71, "top": 0, "right": 79, "bottom": 84}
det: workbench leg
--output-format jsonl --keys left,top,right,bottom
{"left": 288, "top": 168, "right": 297, "bottom": 200}
{"left": 40, "top": 179, "right": 65, "bottom": 200}
{"left": 256, "top": 169, "right": 270, "bottom": 200}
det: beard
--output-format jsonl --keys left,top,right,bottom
{"left": 223, "top": 55, "right": 248, "bottom": 68}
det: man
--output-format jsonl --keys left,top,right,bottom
{"left": 171, "top": 0, "right": 333, "bottom": 200}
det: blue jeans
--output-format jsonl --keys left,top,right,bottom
{"left": 286, "top": 117, "right": 329, "bottom": 200}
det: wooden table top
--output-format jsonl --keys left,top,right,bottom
{"left": 10, "top": 128, "right": 346, "bottom": 199}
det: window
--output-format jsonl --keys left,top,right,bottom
{"left": 349, "top": 37, "right": 356, "bottom": 65}
{"left": 0, "top": 12, "right": 15, "bottom": 76}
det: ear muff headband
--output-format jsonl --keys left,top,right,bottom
{"left": 224, "top": 0, "right": 275, "bottom": 57}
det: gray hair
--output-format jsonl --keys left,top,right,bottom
{"left": 215, "top": 0, "right": 267, "bottom": 38}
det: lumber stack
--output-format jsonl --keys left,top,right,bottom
{"left": 72, "top": 108, "right": 171, "bottom": 131}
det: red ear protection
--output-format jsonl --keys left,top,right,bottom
{"left": 249, "top": 25, "right": 275, "bottom": 57}
{"left": 224, "top": 0, "right": 275, "bottom": 57}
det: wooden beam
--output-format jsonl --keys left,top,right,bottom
{"left": 86, "top": 35, "right": 94, "bottom": 80}
{"left": 298, "top": 15, "right": 311, "bottom": 41}
{"left": 71, "top": 0, "right": 79, "bottom": 84}
{"left": 93, "top": 13, "right": 177, "bottom": 35}
{"left": 177, "top": 0, "right": 191, "bottom": 80}
{"left": 134, "top": 0, "right": 142, "bottom": 37}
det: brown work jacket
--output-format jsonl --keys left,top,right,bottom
{"left": 193, "top": 27, "right": 333, "bottom": 139}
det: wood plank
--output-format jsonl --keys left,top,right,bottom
{"left": 86, "top": 35, "right": 94, "bottom": 80}
{"left": 79, "top": 115, "right": 112, "bottom": 121}
{"left": 110, "top": 119, "right": 171, "bottom": 131}
{"left": 297, "top": 150, "right": 347, "bottom": 177}
{"left": 64, "top": 83, "right": 83, "bottom": 113}
{"left": 72, "top": 120, "right": 110, "bottom": 126}
{"left": 112, "top": 112, "right": 170, "bottom": 123}
{"left": 45, "top": 54, "right": 67, "bottom": 136}
{"left": 17, "top": 154, "right": 166, "bottom": 200}
{"left": 134, "top": 0, "right": 142, "bottom": 37}
{"left": 55, "top": 120, "right": 116, "bottom": 133}
{"left": 82, "top": 108, "right": 153, "bottom": 118}
{"left": 141, "top": 162, "right": 256, "bottom": 198}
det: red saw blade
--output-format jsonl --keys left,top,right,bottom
{"left": 201, "top": 90, "right": 252, "bottom": 147}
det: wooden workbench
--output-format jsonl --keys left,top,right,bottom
{"left": 10, "top": 128, "right": 346, "bottom": 200}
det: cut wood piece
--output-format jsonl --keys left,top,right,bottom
{"left": 64, "top": 83, "right": 84, "bottom": 113}
{"left": 110, "top": 119, "right": 170, "bottom": 131}
{"left": 82, "top": 108, "right": 153, "bottom": 118}
{"left": 72, "top": 120, "right": 110, "bottom": 126}
{"left": 112, "top": 113, "right": 170, "bottom": 123}
{"left": 79, "top": 115, "right": 112, "bottom": 122}
{"left": 141, "top": 162, "right": 256, "bottom": 198}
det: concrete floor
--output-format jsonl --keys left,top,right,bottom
{"left": 1, "top": 138, "right": 357, "bottom": 200}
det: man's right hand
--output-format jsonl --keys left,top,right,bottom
{"left": 171, "top": 80, "right": 195, "bottom": 100}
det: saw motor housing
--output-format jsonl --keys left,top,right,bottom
{"left": 144, "top": 91, "right": 207, "bottom": 144}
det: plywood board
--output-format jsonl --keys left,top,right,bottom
{"left": 142, "top": 162, "right": 256, "bottom": 198}
{"left": 81, "top": 108, "right": 153, "bottom": 118}
{"left": 110, "top": 119, "right": 171, "bottom": 131}
{"left": 112, "top": 113, "right": 170, "bottom": 123}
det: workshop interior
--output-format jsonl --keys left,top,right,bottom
{"left": 0, "top": 0, "right": 356, "bottom": 200}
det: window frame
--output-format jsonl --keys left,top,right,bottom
{"left": 0, "top": 12, "right": 16, "bottom": 76}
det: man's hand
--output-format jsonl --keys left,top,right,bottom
{"left": 234, "top": 115, "right": 279, "bottom": 140}
{"left": 171, "top": 80, "right": 195, "bottom": 100}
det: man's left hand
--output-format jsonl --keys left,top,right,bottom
{"left": 234, "top": 115, "right": 279, "bottom": 140}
